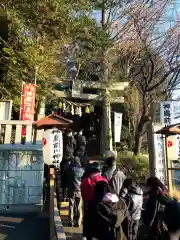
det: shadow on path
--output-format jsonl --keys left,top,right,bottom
{"left": 0, "top": 212, "right": 49, "bottom": 240}
{"left": 61, "top": 213, "right": 82, "bottom": 240}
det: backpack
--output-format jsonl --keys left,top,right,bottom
{"left": 142, "top": 191, "right": 173, "bottom": 229}
{"left": 81, "top": 173, "right": 108, "bottom": 203}
{"left": 92, "top": 199, "right": 128, "bottom": 240}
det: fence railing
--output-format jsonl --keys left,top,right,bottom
{"left": 0, "top": 120, "right": 43, "bottom": 146}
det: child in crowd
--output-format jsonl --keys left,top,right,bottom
{"left": 120, "top": 179, "right": 143, "bottom": 240}
{"left": 128, "top": 184, "right": 143, "bottom": 240}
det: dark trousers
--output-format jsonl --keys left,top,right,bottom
{"left": 62, "top": 188, "right": 68, "bottom": 200}
{"left": 129, "top": 220, "right": 139, "bottom": 240}
{"left": 60, "top": 158, "right": 70, "bottom": 201}
{"left": 122, "top": 217, "right": 129, "bottom": 239}
{"left": 69, "top": 197, "right": 83, "bottom": 225}
{"left": 83, "top": 203, "right": 90, "bottom": 239}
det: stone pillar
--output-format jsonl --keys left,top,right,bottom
{"left": 37, "top": 96, "right": 46, "bottom": 120}
{"left": 102, "top": 94, "right": 113, "bottom": 154}
{"left": 34, "top": 96, "right": 46, "bottom": 143}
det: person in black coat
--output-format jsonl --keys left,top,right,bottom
{"left": 61, "top": 129, "right": 76, "bottom": 201}
{"left": 162, "top": 200, "right": 180, "bottom": 240}
{"left": 143, "top": 177, "right": 172, "bottom": 240}
{"left": 76, "top": 130, "right": 88, "bottom": 167}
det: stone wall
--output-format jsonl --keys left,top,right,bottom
{"left": 0, "top": 150, "right": 43, "bottom": 205}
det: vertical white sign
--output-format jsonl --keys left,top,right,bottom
{"left": 159, "top": 101, "right": 180, "bottom": 159}
{"left": 153, "top": 125, "right": 166, "bottom": 184}
{"left": 0, "top": 100, "right": 12, "bottom": 120}
{"left": 153, "top": 101, "right": 180, "bottom": 184}
{"left": 114, "top": 112, "right": 122, "bottom": 143}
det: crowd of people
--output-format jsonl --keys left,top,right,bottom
{"left": 60, "top": 129, "right": 87, "bottom": 201}
{"left": 59, "top": 129, "right": 180, "bottom": 240}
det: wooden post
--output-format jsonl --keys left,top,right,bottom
{"left": 49, "top": 166, "right": 55, "bottom": 239}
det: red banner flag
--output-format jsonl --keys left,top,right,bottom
{"left": 21, "top": 84, "right": 36, "bottom": 121}
{"left": 20, "top": 84, "right": 36, "bottom": 136}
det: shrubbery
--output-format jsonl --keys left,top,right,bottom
{"left": 117, "top": 151, "right": 149, "bottom": 182}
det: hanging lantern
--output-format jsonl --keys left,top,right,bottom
{"left": 90, "top": 105, "right": 94, "bottom": 113}
{"left": 85, "top": 105, "right": 90, "bottom": 114}
{"left": 71, "top": 105, "right": 74, "bottom": 115}
{"left": 78, "top": 107, "right": 82, "bottom": 116}
{"left": 75, "top": 107, "right": 79, "bottom": 115}
{"left": 66, "top": 104, "right": 71, "bottom": 113}
{"left": 58, "top": 101, "right": 63, "bottom": 109}
{"left": 62, "top": 102, "right": 66, "bottom": 111}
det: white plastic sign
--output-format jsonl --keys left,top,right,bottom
{"left": 42, "top": 128, "right": 63, "bottom": 167}
{"left": 114, "top": 112, "right": 122, "bottom": 142}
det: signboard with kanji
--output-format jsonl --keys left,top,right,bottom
{"left": 20, "top": 84, "right": 36, "bottom": 121}
{"left": 154, "top": 101, "right": 180, "bottom": 159}
{"left": 153, "top": 125, "right": 166, "bottom": 183}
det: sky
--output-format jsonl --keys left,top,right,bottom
{"left": 91, "top": 10, "right": 101, "bottom": 24}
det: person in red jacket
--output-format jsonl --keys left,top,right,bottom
{"left": 81, "top": 162, "right": 107, "bottom": 240}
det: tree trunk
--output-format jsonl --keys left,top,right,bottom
{"left": 133, "top": 117, "right": 145, "bottom": 156}
{"left": 128, "top": 118, "right": 134, "bottom": 150}
{"left": 100, "top": 115, "right": 105, "bottom": 155}
{"left": 107, "top": 99, "right": 113, "bottom": 151}
{"left": 133, "top": 131, "right": 143, "bottom": 156}
{"left": 34, "top": 96, "right": 46, "bottom": 121}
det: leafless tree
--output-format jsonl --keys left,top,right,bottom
{"left": 117, "top": 0, "right": 180, "bottom": 154}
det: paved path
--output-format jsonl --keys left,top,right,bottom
{"left": 59, "top": 201, "right": 82, "bottom": 240}
{"left": 0, "top": 212, "right": 49, "bottom": 240}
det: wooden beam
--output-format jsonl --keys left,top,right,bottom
{"left": 82, "top": 81, "right": 129, "bottom": 90}
{"left": 0, "top": 120, "right": 33, "bottom": 125}
{"left": 0, "top": 144, "right": 42, "bottom": 151}
{"left": 52, "top": 90, "right": 69, "bottom": 98}
{"left": 112, "top": 97, "right": 124, "bottom": 103}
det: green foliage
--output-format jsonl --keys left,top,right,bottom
{"left": 117, "top": 150, "right": 149, "bottom": 182}
{"left": 120, "top": 125, "right": 129, "bottom": 142}
{"left": 0, "top": 0, "right": 106, "bottom": 111}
